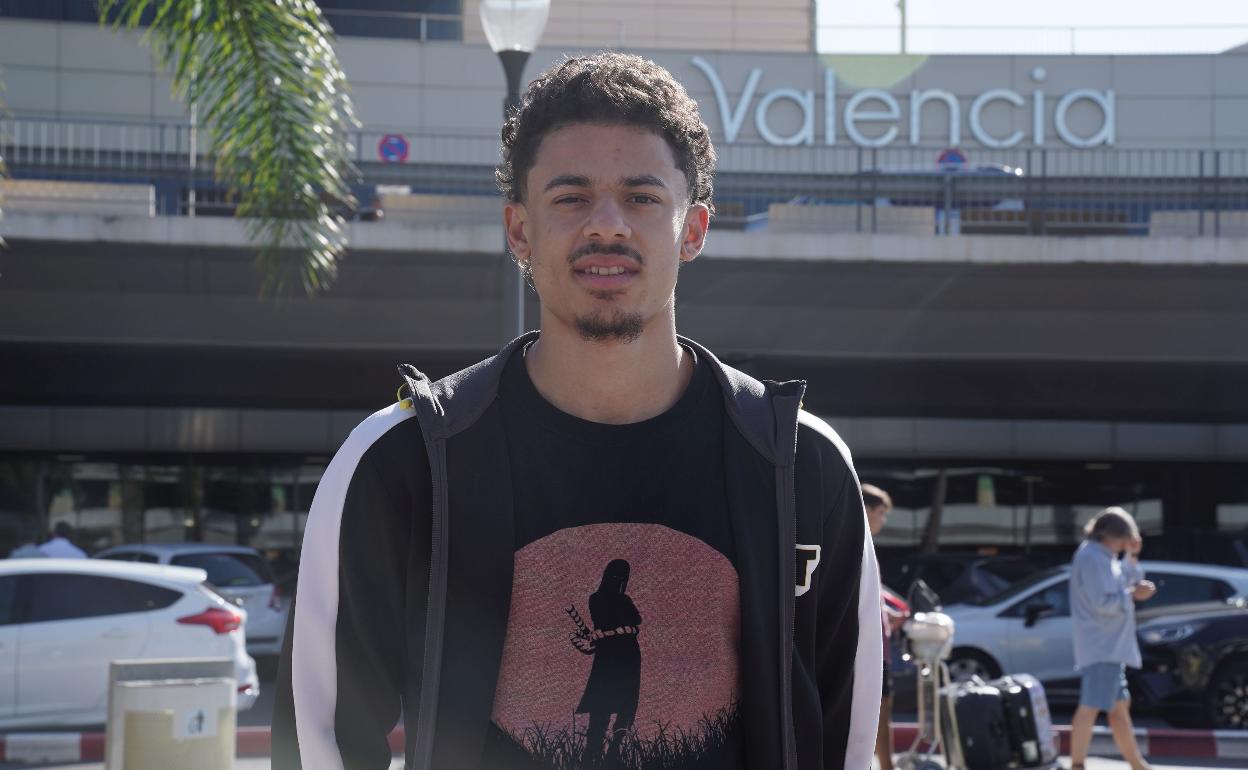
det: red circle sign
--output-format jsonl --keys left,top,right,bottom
{"left": 377, "top": 134, "right": 409, "bottom": 164}
{"left": 937, "top": 147, "right": 967, "bottom": 168}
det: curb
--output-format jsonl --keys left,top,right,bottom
{"left": 890, "top": 723, "right": 1248, "bottom": 761}
{"left": 0, "top": 727, "right": 399, "bottom": 763}
{"left": 2, "top": 723, "right": 1246, "bottom": 763}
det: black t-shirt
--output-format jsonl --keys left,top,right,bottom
{"left": 481, "top": 343, "right": 746, "bottom": 770}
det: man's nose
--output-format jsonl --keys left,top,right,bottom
{"left": 583, "top": 197, "right": 631, "bottom": 240}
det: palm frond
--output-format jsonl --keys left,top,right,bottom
{"left": 99, "top": 0, "right": 361, "bottom": 295}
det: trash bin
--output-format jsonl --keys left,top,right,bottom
{"left": 104, "top": 658, "right": 236, "bottom": 770}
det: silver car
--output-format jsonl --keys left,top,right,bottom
{"left": 941, "top": 560, "right": 1248, "bottom": 703}
{"left": 94, "top": 543, "right": 288, "bottom": 657}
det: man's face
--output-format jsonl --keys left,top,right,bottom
{"left": 504, "top": 122, "right": 709, "bottom": 343}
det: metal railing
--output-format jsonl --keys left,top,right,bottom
{"left": 3, "top": 115, "right": 1248, "bottom": 236}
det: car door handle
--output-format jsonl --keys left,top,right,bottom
{"left": 101, "top": 629, "right": 129, "bottom": 639}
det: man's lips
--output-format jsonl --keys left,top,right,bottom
{"left": 572, "top": 259, "right": 638, "bottom": 289}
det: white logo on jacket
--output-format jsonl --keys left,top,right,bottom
{"left": 795, "top": 544, "right": 822, "bottom": 597}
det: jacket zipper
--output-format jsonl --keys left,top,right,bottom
{"left": 778, "top": 389, "right": 803, "bottom": 770}
{"left": 779, "top": 461, "right": 798, "bottom": 770}
{"left": 412, "top": 407, "right": 449, "bottom": 770}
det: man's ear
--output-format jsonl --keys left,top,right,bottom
{"left": 680, "top": 203, "right": 710, "bottom": 263}
{"left": 504, "top": 201, "right": 531, "bottom": 264}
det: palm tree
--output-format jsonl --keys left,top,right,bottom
{"left": 2, "top": 1, "right": 361, "bottom": 296}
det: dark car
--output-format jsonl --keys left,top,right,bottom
{"left": 881, "top": 553, "right": 1043, "bottom": 607}
{"left": 1132, "top": 599, "right": 1248, "bottom": 729}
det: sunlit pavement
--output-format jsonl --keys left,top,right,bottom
{"left": 1, "top": 756, "right": 1241, "bottom": 770}
{"left": 0, "top": 761, "right": 405, "bottom": 770}
{"left": 2, "top": 669, "right": 1241, "bottom": 770}
{"left": 874, "top": 760, "right": 1248, "bottom": 770}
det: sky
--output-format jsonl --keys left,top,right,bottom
{"left": 816, "top": 0, "right": 1248, "bottom": 55}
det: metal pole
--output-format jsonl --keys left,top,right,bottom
{"left": 189, "top": 102, "right": 197, "bottom": 218}
{"left": 1198, "top": 150, "right": 1205, "bottom": 237}
{"left": 1214, "top": 149, "right": 1222, "bottom": 238}
{"left": 499, "top": 49, "right": 531, "bottom": 342}
{"left": 897, "top": 0, "right": 907, "bottom": 54}
{"left": 189, "top": 2, "right": 201, "bottom": 218}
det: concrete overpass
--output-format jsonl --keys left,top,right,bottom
{"left": 2, "top": 212, "right": 1247, "bottom": 463}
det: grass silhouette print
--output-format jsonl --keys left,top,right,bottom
{"left": 485, "top": 701, "right": 742, "bottom": 770}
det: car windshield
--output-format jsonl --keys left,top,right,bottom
{"left": 967, "top": 566, "right": 1065, "bottom": 606}
{"left": 171, "top": 552, "right": 271, "bottom": 588}
{"left": 980, "top": 560, "right": 1038, "bottom": 583}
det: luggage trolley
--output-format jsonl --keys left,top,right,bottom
{"left": 896, "top": 609, "right": 956, "bottom": 770}
{"left": 894, "top": 580, "right": 1061, "bottom": 770}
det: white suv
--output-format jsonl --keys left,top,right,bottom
{"left": 0, "top": 558, "right": 259, "bottom": 729}
{"left": 95, "top": 543, "right": 288, "bottom": 657}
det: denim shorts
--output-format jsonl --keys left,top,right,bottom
{"left": 1078, "top": 662, "right": 1130, "bottom": 711}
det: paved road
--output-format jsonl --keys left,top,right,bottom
{"left": 3, "top": 757, "right": 1243, "bottom": 770}
{"left": 1, "top": 662, "right": 1232, "bottom": 770}
{"left": 894, "top": 708, "right": 1175, "bottom": 730}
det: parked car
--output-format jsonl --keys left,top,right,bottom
{"left": 0, "top": 558, "right": 258, "bottom": 729}
{"left": 1133, "top": 598, "right": 1248, "bottom": 729}
{"left": 881, "top": 553, "right": 1042, "bottom": 607}
{"left": 94, "top": 543, "right": 287, "bottom": 657}
{"left": 940, "top": 561, "right": 1248, "bottom": 705}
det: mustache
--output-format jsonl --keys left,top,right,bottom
{"left": 568, "top": 243, "right": 644, "bottom": 265}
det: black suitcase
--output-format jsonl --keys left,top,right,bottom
{"left": 940, "top": 680, "right": 1013, "bottom": 770}
{"left": 991, "top": 674, "right": 1059, "bottom": 768}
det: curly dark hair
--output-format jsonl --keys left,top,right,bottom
{"left": 497, "top": 52, "right": 716, "bottom": 215}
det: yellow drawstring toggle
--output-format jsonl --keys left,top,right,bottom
{"left": 396, "top": 383, "right": 413, "bottom": 410}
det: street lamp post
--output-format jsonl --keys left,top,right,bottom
{"left": 480, "top": 0, "right": 551, "bottom": 342}
{"left": 897, "top": 0, "right": 908, "bottom": 54}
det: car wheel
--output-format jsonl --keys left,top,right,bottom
{"left": 1207, "top": 658, "right": 1248, "bottom": 729}
{"left": 947, "top": 648, "right": 1002, "bottom": 684}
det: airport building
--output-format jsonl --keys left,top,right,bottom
{"left": 1, "top": 2, "right": 1246, "bottom": 563}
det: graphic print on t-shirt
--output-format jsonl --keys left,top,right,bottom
{"left": 488, "top": 522, "right": 742, "bottom": 770}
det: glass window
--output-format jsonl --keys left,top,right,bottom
{"left": 22, "top": 574, "right": 181, "bottom": 623}
{"left": 973, "top": 567, "right": 1065, "bottom": 607}
{"left": 171, "top": 553, "right": 269, "bottom": 587}
{"left": 1003, "top": 580, "right": 1071, "bottom": 618}
{"left": 917, "top": 560, "right": 967, "bottom": 593}
{"left": 1147, "top": 572, "right": 1233, "bottom": 607}
{"left": 0, "top": 576, "right": 17, "bottom": 625}
{"left": 318, "top": 0, "right": 462, "bottom": 41}
{"left": 141, "top": 464, "right": 195, "bottom": 544}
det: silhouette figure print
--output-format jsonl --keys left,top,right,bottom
{"left": 576, "top": 559, "right": 642, "bottom": 767}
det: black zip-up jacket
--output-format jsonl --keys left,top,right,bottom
{"left": 273, "top": 333, "right": 882, "bottom": 770}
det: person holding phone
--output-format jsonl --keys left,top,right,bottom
{"left": 1069, "top": 507, "right": 1156, "bottom": 770}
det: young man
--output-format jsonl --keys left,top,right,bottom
{"left": 1069, "top": 507, "right": 1156, "bottom": 770}
{"left": 273, "top": 52, "right": 881, "bottom": 770}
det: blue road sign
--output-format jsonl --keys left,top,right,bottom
{"left": 378, "top": 134, "right": 410, "bottom": 164}
{"left": 937, "top": 147, "right": 968, "bottom": 169}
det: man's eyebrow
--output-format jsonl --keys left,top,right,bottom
{"left": 622, "top": 174, "right": 668, "bottom": 189}
{"left": 542, "top": 174, "right": 591, "bottom": 192}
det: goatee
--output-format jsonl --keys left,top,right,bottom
{"left": 575, "top": 309, "right": 644, "bottom": 343}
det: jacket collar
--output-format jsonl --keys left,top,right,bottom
{"left": 401, "top": 331, "right": 807, "bottom": 466}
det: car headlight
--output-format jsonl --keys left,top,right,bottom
{"left": 1139, "top": 621, "right": 1205, "bottom": 645}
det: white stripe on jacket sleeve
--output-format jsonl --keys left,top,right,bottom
{"left": 796, "top": 410, "right": 884, "bottom": 770}
{"left": 290, "top": 402, "right": 416, "bottom": 770}
{"left": 845, "top": 527, "right": 884, "bottom": 770}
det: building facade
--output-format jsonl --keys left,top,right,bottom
{"left": 1, "top": 5, "right": 1246, "bottom": 563}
